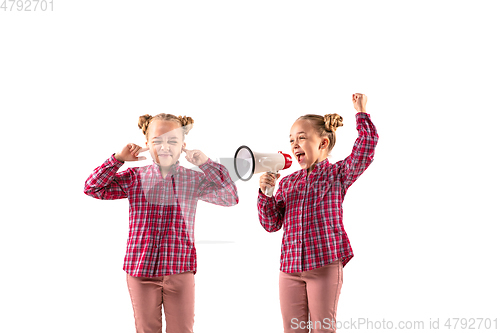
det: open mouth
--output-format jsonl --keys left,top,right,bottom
{"left": 295, "top": 152, "right": 305, "bottom": 163}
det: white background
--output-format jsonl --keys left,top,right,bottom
{"left": 1, "top": 1, "right": 499, "bottom": 332}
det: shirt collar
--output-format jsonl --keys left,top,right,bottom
{"left": 152, "top": 160, "right": 181, "bottom": 177}
{"left": 302, "top": 158, "right": 329, "bottom": 176}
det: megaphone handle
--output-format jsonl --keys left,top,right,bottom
{"left": 265, "top": 171, "right": 277, "bottom": 197}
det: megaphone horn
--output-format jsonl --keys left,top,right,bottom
{"left": 234, "top": 145, "right": 292, "bottom": 196}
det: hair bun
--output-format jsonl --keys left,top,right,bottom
{"left": 138, "top": 114, "right": 153, "bottom": 135}
{"left": 324, "top": 113, "right": 343, "bottom": 132}
{"left": 178, "top": 115, "right": 194, "bottom": 134}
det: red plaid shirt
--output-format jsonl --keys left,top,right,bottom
{"left": 258, "top": 112, "right": 378, "bottom": 273}
{"left": 84, "top": 155, "right": 239, "bottom": 277}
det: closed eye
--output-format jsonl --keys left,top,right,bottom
{"left": 290, "top": 136, "right": 306, "bottom": 144}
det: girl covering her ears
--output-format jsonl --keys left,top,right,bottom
{"left": 258, "top": 93, "right": 378, "bottom": 333}
{"left": 84, "top": 113, "right": 238, "bottom": 333}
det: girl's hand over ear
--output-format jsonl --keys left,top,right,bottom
{"left": 115, "top": 144, "right": 149, "bottom": 162}
{"left": 182, "top": 147, "right": 208, "bottom": 166}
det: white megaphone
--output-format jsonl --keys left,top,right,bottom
{"left": 234, "top": 145, "right": 292, "bottom": 197}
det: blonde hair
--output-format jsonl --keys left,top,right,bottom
{"left": 138, "top": 113, "right": 194, "bottom": 139}
{"left": 296, "top": 113, "right": 343, "bottom": 153}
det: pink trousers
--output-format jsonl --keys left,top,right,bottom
{"left": 279, "top": 260, "right": 343, "bottom": 333}
{"left": 126, "top": 272, "right": 195, "bottom": 333}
